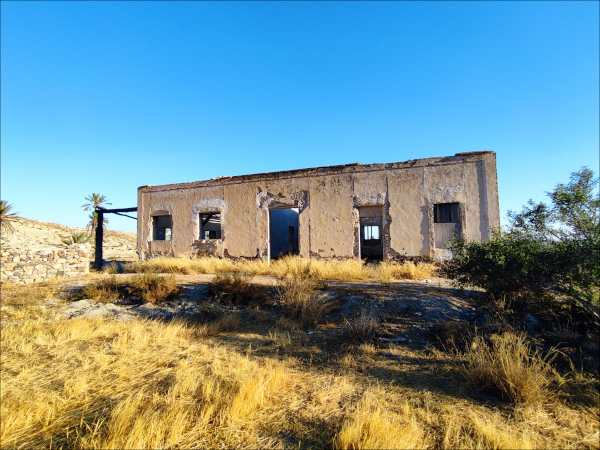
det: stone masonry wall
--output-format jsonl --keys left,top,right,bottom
{"left": 0, "top": 245, "right": 90, "bottom": 285}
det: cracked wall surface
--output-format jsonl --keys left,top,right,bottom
{"left": 137, "top": 152, "right": 500, "bottom": 261}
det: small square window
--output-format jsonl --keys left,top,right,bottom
{"left": 363, "top": 225, "right": 380, "bottom": 240}
{"left": 434, "top": 203, "right": 459, "bottom": 224}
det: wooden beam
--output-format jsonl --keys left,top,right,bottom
{"left": 202, "top": 213, "right": 214, "bottom": 227}
{"left": 112, "top": 211, "right": 137, "bottom": 220}
{"left": 97, "top": 207, "right": 137, "bottom": 213}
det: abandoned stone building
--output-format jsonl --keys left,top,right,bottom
{"left": 137, "top": 151, "right": 500, "bottom": 262}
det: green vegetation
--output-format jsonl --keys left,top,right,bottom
{"left": 62, "top": 232, "right": 92, "bottom": 245}
{"left": 448, "top": 167, "right": 599, "bottom": 324}
{"left": 82, "top": 193, "right": 111, "bottom": 234}
{"left": 0, "top": 200, "right": 19, "bottom": 236}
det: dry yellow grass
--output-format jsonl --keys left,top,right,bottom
{"left": 1, "top": 282, "right": 598, "bottom": 449}
{"left": 334, "top": 389, "right": 425, "bottom": 449}
{"left": 123, "top": 255, "right": 438, "bottom": 282}
{"left": 465, "top": 332, "right": 558, "bottom": 403}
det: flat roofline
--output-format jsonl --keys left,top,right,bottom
{"left": 139, "top": 151, "right": 495, "bottom": 192}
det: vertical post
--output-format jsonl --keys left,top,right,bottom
{"left": 95, "top": 210, "right": 104, "bottom": 270}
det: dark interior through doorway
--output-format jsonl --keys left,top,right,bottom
{"left": 359, "top": 206, "right": 383, "bottom": 260}
{"left": 269, "top": 207, "right": 299, "bottom": 259}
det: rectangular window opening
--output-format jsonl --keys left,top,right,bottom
{"left": 200, "top": 213, "right": 221, "bottom": 239}
{"left": 153, "top": 215, "right": 172, "bottom": 241}
{"left": 363, "top": 225, "right": 380, "bottom": 240}
{"left": 434, "top": 203, "right": 459, "bottom": 224}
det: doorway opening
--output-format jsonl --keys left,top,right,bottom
{"left": 269, "top": 207, "right": 299, "bottom": 259}
{"left": 359, "top": 206, "right": 383, "bottom": 260}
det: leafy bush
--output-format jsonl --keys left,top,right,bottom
{"left": 447, "top": 167, "right": 599, "bottom": 324}
{"left": 126, "top": 273, "right": 182, "bottom": 305}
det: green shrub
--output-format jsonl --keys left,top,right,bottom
{"left": 447, "top": 167, "right": 599, "bottom": 324}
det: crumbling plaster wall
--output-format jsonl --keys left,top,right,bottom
{"left": 137, "top": 152, "right": 500, "bottom": 261}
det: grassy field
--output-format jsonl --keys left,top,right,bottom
{"left": 1, "top": 260, "right": 598, "bottom": 449}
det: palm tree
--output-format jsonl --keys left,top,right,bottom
{"left": 83, "top": 193, "right": 111, "bottom": 236}
{"left": 0, "top": 200, "right": 19, "bottom": 236}
{"left": 82, "top": 193, "right": 112, "bottom": 211}
{"left": 87, "top": 212, "right": 109, "bottom": 235}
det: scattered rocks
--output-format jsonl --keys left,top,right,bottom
{"left": 524, "top": 314, "right": 542, "bottom": 332}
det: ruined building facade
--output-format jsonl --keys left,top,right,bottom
{"left": 137, "top": 151, "right": 500, "bottom": 261}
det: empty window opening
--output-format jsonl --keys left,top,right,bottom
{"left": 153, "top": 215, "right": 172, "bottom": 241}
{"left": 200, "top": 213, "right": 221, "bottom": 239}
{"left": 363, "top": 225, "right": 380, "bottom": 241}
{"left": 269, "top": 208, "right": 299, "bottom": 259}
{"left": 434, "top": 203, "right": 459, "bottom": 224}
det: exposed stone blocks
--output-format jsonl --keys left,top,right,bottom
{"left": 0, "top": 245, "right": 89, "bottom": 285}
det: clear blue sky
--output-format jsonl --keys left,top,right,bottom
{"left": 1, "top": 1, "right": 598, "bottom": 234}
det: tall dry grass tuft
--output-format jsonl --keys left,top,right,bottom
{"left": 277, "top": 277, "right": 332, "bottom": 327}
{"left": 126, "top": 272, "right": 182, "bottom": 304}
{"left": 343, "top": 312, "right": 381, "bottom": 345}
{"left": 334, "top": 389, "right": 425, "bottom": 449}
{"left": 465, "top": 332, "right": 558, "bottom": 403}
{"left": 377, "top": 260, "right": 439, "bottom": 281}
{"left": 80, "top": 275, "right": 123, "bottom": 303}
{"left": 270, "top": 255, "right": 315, "bottom": 279}
{"left": 317, "top": 258, "right": 372, "bottom": 281}
{"left": 210, "top": 271, "right": 260, "bottom": 305}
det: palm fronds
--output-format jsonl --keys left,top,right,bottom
{"left": 0, "top": 200, "right": 19, "bottom": 235}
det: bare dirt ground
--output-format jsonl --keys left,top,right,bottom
{"left": 1, "top": 217, "right": 138, "bottom": 259}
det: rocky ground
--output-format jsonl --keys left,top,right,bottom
{"left": 1, "top": 217, "right": 138, "bottom": 260}
{"left": 29, "top": 273, "right": 484, "bottom": 359}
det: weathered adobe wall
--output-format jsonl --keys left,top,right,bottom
{"left": 137, "top": 152, "right": 500, "bottom": 261}
{"left": 0, "top": 245, "right": 90, "bottom": 285}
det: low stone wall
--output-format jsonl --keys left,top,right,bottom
{"left": 0, "top": 245, "right": 90, "bottom": 285}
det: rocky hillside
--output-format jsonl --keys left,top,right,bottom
{"left": 1, "top": 217, "right": 138, "bottom": 260}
